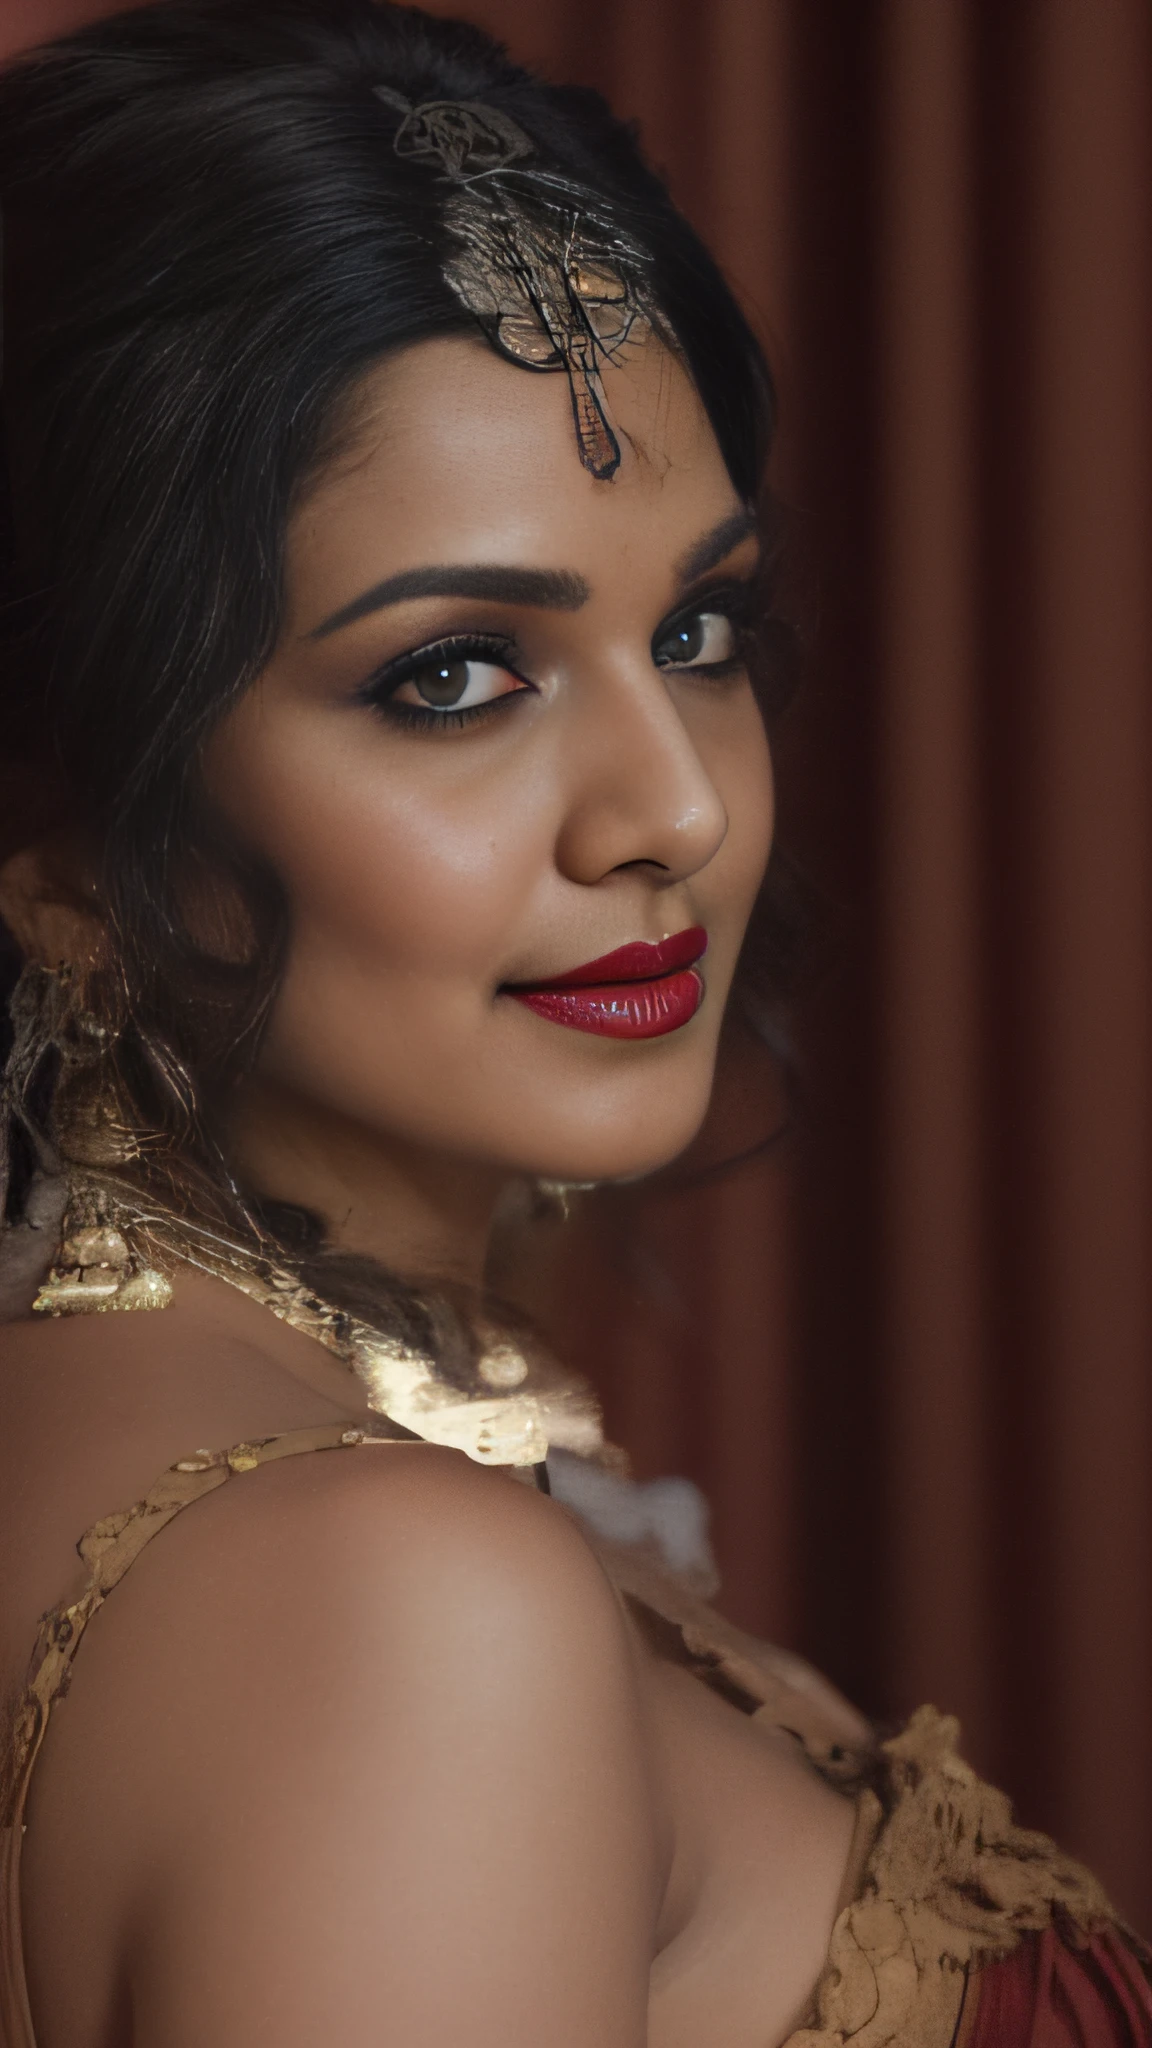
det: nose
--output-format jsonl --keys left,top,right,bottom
{"left": 553, "top": 661, "right": 729, "bottom": 888}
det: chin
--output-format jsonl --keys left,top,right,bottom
{"left": 506, "top": 1076, "right": 716, "bottom": 1188}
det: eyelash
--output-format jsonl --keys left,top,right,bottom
{"left": 359, "top": 633, "right": 526, "bottom": 732}
{"left": 654, "top": 583, "right": 757, "bottom": 678}
{"left": 358, "top": 585, "right": 756, "bottom": 734}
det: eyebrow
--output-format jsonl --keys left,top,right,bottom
{"left": 308, "top": 506, "right": 759, "bottom": 641}
{"left": 309, "top": 562, "right": 590, "bottom": 639}
{"left": 674, "top": 507, "right": 760, "bottom": 587}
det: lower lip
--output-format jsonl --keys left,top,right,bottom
{"left": 508, "top": 967, "right": 704, "bottom": 1039}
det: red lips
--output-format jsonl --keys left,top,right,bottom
{"left": 506, "top": 926, "right": 707, "bottom": 1040}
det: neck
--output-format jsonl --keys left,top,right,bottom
{"left": 220, "top": 1075, "right": 510, "bottom": 1290}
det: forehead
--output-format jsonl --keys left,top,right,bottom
{"left": 287, "top": 334, "right": 741, "bottom": 612}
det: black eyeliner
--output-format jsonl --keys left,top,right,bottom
{"left": 356, "top": 630, "right": 518, "bottom": 703}
{"left": 355, "top": 630, "right": 532, "bottom": 732}
{"left": 651, "top": 577, "right": 760, "bottom": 673}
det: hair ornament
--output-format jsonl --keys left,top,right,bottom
{"left": 372, "top": 86, "right": 654, "bottom": 480}
{"left": 372, "top": 86, "right": 535, "bottom": 179}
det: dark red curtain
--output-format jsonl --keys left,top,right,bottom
{"left": 6, "top": 0, "right": 1152, "bottom": 1929}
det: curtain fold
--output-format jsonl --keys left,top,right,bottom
{"left": 873, "top": 0, "right": 988, "bottom": 1760}
{"left": 1013, "top": 0, "right": 1152, "bottom": 1913}
{"left": 6, "top": 0, "right": 1152, "bottom": 1929}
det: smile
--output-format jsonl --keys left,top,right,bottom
{"left": 504, "top": 926, "right": 707, "bottom": 1039}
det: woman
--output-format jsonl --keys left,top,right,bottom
{"left": 0, "top": 4, "right": 1147, "bottom": 2042}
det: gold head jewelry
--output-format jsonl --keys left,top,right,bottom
{"left": 33, "top": 1170, "right": 604, "bottom": 1472}
{"left": 373, "top": 87, "right": 655, "bottom": 481}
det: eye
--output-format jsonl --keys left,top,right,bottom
{"left": 653, "top": 610, "right": 738, "bottom": 671}
{"left": 359, "top": 634, "right": 535, "bottom": 734}
{"left": 391, "top": 655, "right": 527, "bottom": 713}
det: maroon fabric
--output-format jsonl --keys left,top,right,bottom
{"left": 968, "top": 1926, "right": 1152, "bottom": 2047}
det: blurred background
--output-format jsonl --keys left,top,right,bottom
{"left": 5, "top": 0, "right": 1152, "bottom": 1925}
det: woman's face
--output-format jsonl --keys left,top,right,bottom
{"left": 204, "top": 335, "right": 774, "bottom": 1195}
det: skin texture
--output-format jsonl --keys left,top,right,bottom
{"left": 206, "top": 334, "right": 775, "bottom": 1282}
{"left": 0, "top": 335, "right": 856, "bottom": 2047}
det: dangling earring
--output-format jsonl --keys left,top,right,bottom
{"left": 32, "top": 1220, "right": 173, "bottom": 1315}
{"left": 1, "top": 964, "right": 71, "bottom": 1317}
{"left": 0, "top": 963, "right": 171, "bottom": 1316}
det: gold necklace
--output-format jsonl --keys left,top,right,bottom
{"left": 33, "top": 1171, "right": 603, "bottom": 1471}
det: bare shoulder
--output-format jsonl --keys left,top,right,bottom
{"left": 42, "top": 1434, "right": 641, "bottom": 1722}
{"left": 0, "top": 1273, "right": 371, "bottom": 1573}
{"left": 145, "top": 1435, "right": 643, "bottom": 1688}
{"left": 24, "top": 1441, "right": 657, "bottom": 2048}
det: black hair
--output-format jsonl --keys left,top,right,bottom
{"left": 0, "top": 0, "right": 795, "bottom": 1309}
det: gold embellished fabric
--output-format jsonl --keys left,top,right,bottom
{"left": 786, "top": 1708, "right": 1124, "bottom": 2045}
{"left": 1, "top": 1427, "right": 1143, "bottom": 2048}
{"left": 580, "top": 1525, "right": 1144, "bottom": 2043}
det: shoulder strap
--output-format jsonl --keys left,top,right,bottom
{"left": 0, "top": 1422, "right": 420, "bottom": 2048}
{"left": 0, "top": 1420, "right": 416, "bottom": 1834}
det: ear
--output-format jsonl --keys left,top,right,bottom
{"left": 0, "top": 832, "right": 108, "bottom": 973}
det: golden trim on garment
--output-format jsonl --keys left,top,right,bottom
{"left": 785, "top": 1707, "right": 1117, "bottom": 2045}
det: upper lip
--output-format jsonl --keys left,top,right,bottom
{"left": 508, "top": 925, "right": 708, "bottom": 991}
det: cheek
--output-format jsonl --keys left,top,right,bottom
{"left": 222, "top": 715, "right": 547, "bottom": 991}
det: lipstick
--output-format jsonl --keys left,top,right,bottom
{"left": 506, "top": 926, "right": 707, "bottom": 1040}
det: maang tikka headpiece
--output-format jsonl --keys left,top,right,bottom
{"left": 373, "top": 87, "right": 654, "bottom": 480}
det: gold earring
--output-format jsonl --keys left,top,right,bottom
{"left": 32, "top": 1214, "right": 173, "bottom": 1318}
